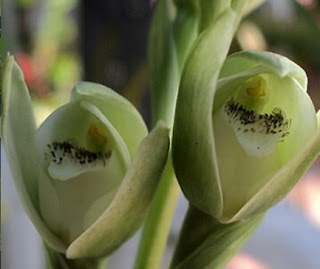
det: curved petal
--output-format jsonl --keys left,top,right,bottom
{"left": 214, "top": 51, "right": 308, "bottom": 112}
{"left": 66, "top": 122, "right": 170, "bottom": 258}
{"left": 219, "top": 50, "right": 307, "bottom": 90}
{"left": 173, "top": 9, "right": 237, "bottom": 218}
{"left": 1, "top": 55, "right": 66, "bottom": 252}
{"left": 70, "top": 82, "right": 148, "bottom": 158}
{"left": 230, "top": 120, "right": 320, "bottom": 222}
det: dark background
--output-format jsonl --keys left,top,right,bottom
{"left": 2, "top": 0, "right": 320, "bottom": 126}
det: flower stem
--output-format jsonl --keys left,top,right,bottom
{"left": 133, "top": 155, "right": 180, "bottom": 269}
{"left": 134, "top": 1, "right": 198, "bottom": 268}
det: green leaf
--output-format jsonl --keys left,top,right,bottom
{"left": 66, "top": 122, "right": 170, "bottom": 258}
{"left": 1, "top": 55, "right": 67, "bottom": 252}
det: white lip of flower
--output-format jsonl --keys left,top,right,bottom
{"left": 224, "top": 97, "right": 291, "bottom": 157}
{"left": 45, "top": 141, "right": 112, "bottom": 181}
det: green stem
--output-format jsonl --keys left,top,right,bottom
{"left": 44, "top": 243, "right": 108, "bottom": 269}
{"left": 198, "top": 0, "right": 231, "bottom": 32}
{"left": 134, "top": 0, "right": 263, "bottom": 268}
{"left": 134, "top": 1, "right": 198, "bottom": 268}
{"left": 133, "top": 155, "right": 180, "bottom": 269}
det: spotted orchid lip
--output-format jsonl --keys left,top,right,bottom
{"left": 45, "top": 141, "right": 112, "bottom": 166}
{"left": 224, "top": 97, "right": 291, "bottom": 156}
{"left": 45, "top": 141, "right": 113, "bottom": 181}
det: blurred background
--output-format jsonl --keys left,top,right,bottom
{"left": 1, "top": 0, "right": 320, "bottom": 268}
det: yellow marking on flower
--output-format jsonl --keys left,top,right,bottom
{"left": 89, "top": 123, "right": 108, "bottom": 146}
{"left": 245, "top": 77, "right": 266, "bottom": 99}
{"left": 234, "top": 76, "right": 269, "bottom": 112}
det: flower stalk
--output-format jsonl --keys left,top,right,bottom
{"left": 134, "top": 1, "right": 198, "bottom": 268}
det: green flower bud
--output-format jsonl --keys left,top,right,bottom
{"left": 173, "top": 50, "right": 320, "bottom": 223}
{"left": 2, "top": 55, "right": 169, "bottom": 259}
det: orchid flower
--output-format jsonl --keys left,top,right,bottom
{"left": 2, "top": 55, "right": 169, "bottom": 263}
{"left": 173, "top": 50, "right": 320, "bottom": 222}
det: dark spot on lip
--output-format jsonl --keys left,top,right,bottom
{"left": 46, "top": 141, "right": 112, "bottom": 167}
{"left": 224, "top": 97, "right": 291, "bottom": 138}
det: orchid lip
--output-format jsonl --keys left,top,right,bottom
{"left": 45, "top": 141, "right": 112, "bottom": 165}
{"left": 224, "top": 97, "right": 291, "bottom": 156}
{"left": 45, "top": 141, "right": 113, "bottom": 181}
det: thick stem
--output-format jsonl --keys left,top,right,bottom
{"left": 198, "top": 0, "right": 231, "bottom": 32}
{"left": 133, "top": 155, "right": 180, "bottom": 269}
{"left": 44, "top": 244, "right": 108, "bottom": 269}
{"left": 134, "top": 1, "right": 198, "bottom": 268}
{"left": 170, "top": 206, "right": 265, "bottom": 269}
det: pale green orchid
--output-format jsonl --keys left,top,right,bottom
{"left": 2, "top": 55, "right": 169, "bottom": 260}
{"left": 171, "top": 18, "right": 320, "bottom": 266}
{"left": 173, "top": 50, "right": 320, "bottom": 223}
